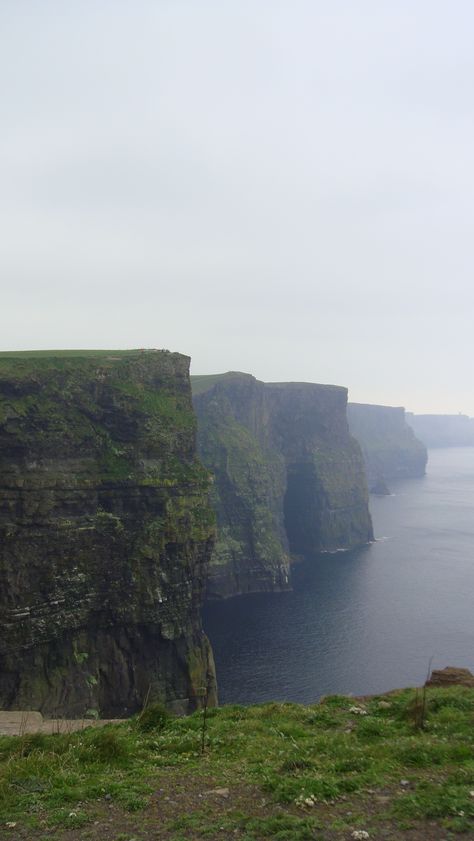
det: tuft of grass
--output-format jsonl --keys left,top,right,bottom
{"left": 136, "top": 702, "right": 172, "bottom": 733}
{"left": 79, "top": 727, "right": 130, "bottom": 763}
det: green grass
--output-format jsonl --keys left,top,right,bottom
{"left": 190, "top": 371, "right": 252, "bottom": 395}
{"left": 0, "top": 349, "right": 159, "bottom": 358}
{"left": 1, "top": 687, "right": 474, "bottom": 836}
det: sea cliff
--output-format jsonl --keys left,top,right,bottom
{"left": 406, "top": 412, "right": 474, "bottom": 448}
{"left": 347, "top": 403, "right": 427, "bottom": 491}
{"left": 192, "top": 373, "right": 373, "bottom": 598}
{"left": 0, "top": 350, "right": 216, "bottom": 717}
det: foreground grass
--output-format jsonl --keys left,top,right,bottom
{"left": 1, "top": 687, "right": 474, "bottom": 839}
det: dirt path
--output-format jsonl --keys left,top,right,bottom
{"left": 0, "top": 711, "right": 125, "bottom": 736}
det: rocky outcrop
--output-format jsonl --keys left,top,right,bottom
{"left": 0, "top": 350, "right": 216, "bottom": 717}
{"left": 406, "top": 413, "right": 474, "bottom": 448}
{"left": 425, "top": 667, "right": 474, "bottom": 688}
{"left": 192, "top": 373, "right": 373, "bottom": 598}
{"left": 347, "top": 403, "right": 427, "bottom": 491}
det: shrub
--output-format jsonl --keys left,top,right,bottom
{"left": 136, "top": 703, "right": 171, "bottom": 732}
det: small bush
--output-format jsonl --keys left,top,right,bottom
{"left": 136, "top": 702, "right": 171, "bottom": 732}
{"left": 81, "top": 728, "right": 129, "bottom": 763}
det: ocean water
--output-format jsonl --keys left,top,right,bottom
{"left": 203, "top": 447, "right": 474, "bottom": 705}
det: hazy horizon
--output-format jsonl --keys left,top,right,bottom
{"left": 2, "top": 2, "right": 473, "bottom": 414}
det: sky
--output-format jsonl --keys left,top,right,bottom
{"left": 1, "top": 1, "right": 474, "bottom": 414}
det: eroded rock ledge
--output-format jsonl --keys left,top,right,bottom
{"left": 0, "top": 350, "right": 216, "bottom": 717}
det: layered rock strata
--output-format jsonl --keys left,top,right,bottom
{"left": 0, "top": 350, "right": 216, "bottom": 717}
{"left": 347, "top": 403, "right": 427, "bottom": 492}
{"left": 192, "top": 373, "right": 373, "bottom": 598}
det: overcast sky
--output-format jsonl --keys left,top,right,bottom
{"left": 1, "top": 1, "right": 473, "bottom": 414}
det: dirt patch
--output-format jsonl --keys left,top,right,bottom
{"left": 0, "top": 768, "right": 465, "bottom": 841}
{"left": 0, "top": 711, "right": 125, "bottom": 736}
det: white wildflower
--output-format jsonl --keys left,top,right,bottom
{"left": 295, "top": 793, "right": 317, "bottom": 808}
{"left": 5, "top": 823, "right": 17, "bottom": 829}
{"left": 349, "top": 706, "right": 368, "bottom": 716}
{"left": 351, "top": 832, "right": 370, "bottom": 840}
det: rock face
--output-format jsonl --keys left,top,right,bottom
{"left": 406, "top": 413, "right": 474, "bottom": 448}
{"left": 347, "top": 403, "right": 427, "bottom": 491}
{"left": 192, "top": 373, "right": 373, "bottom": 598}
{"left": 191, "top": 373, "right": 289, "bottom": 599}
{"left": 0, "top": 350, "right": 216, "bottom": 717}
{"left": 425, "top": 667, "right": 474, "bottom": 689}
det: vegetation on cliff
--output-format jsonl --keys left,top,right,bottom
{"left": 0, "top": 350, "right": 216, "bottom": 717}
{"left": 192, "top": 373, "right": 289, "bottom": 599}
{"left": 1, "top": 685, "right": 474, "bottom": 838}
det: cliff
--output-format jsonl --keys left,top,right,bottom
{"left": 191, "top": 373, "right": 289, "bottom": 599}
{"left": 406, "top": 413, "right": 474, "bottom": 448}
{"left": 0, "top": 350, "right": 216, "bottom": 717}
{"left": 192, "top": 373, "right": 373, "bottom": 598}
{"left": 266, "top": 383, "right": 374, "bottom": 555}
{"left": 347, "top": 403, "right": 427, "bottom": 491}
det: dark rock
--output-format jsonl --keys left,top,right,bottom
{"left": 0, "top": 350, "right": 216, "bottom": 717}
{"left": 192, "top": 373, "right": 289, "bottom": 599}
{"left": 369, "top": 477, "right": 391, "bottom": 495}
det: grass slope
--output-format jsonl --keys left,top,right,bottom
{"left": 1, "top": 687, "right": 474, "bottom": 839}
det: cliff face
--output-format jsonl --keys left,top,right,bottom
{"left": 0, "top": 350, "right": 216, "bottom": 717}
{"left": 192, "top": 374, "right": 289, "bottom": 599}
{"left": 265, "top": 384, "right": 374, "bottom": 556}
{"left": 347, "top": 403, "right": 427, "bottom": 490}
{"left": 192, "top": 373, "right": 373, "bottom": 598}
{"left": 406, "top": 413, "right": 474, "bottom": 448}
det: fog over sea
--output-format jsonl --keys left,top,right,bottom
{"left": 203, "top": 448, "right": 474, "bottom": 705}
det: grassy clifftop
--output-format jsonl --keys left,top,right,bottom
{"left": 1, "top": 685, "right": 473, "bottom": 838}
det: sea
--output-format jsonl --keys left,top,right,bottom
{"left": 203, "top": 447, "right": 474, "bottom": 705}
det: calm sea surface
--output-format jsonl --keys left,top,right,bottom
{"left": 203, "top": 448, "right": 474, "bottom": 705}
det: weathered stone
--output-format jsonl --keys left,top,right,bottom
{"left": 0, "top": 350, "right": 216, "bottom": 717}
{"left": 425, "top": 667, "right": 474, "bottom": 688}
